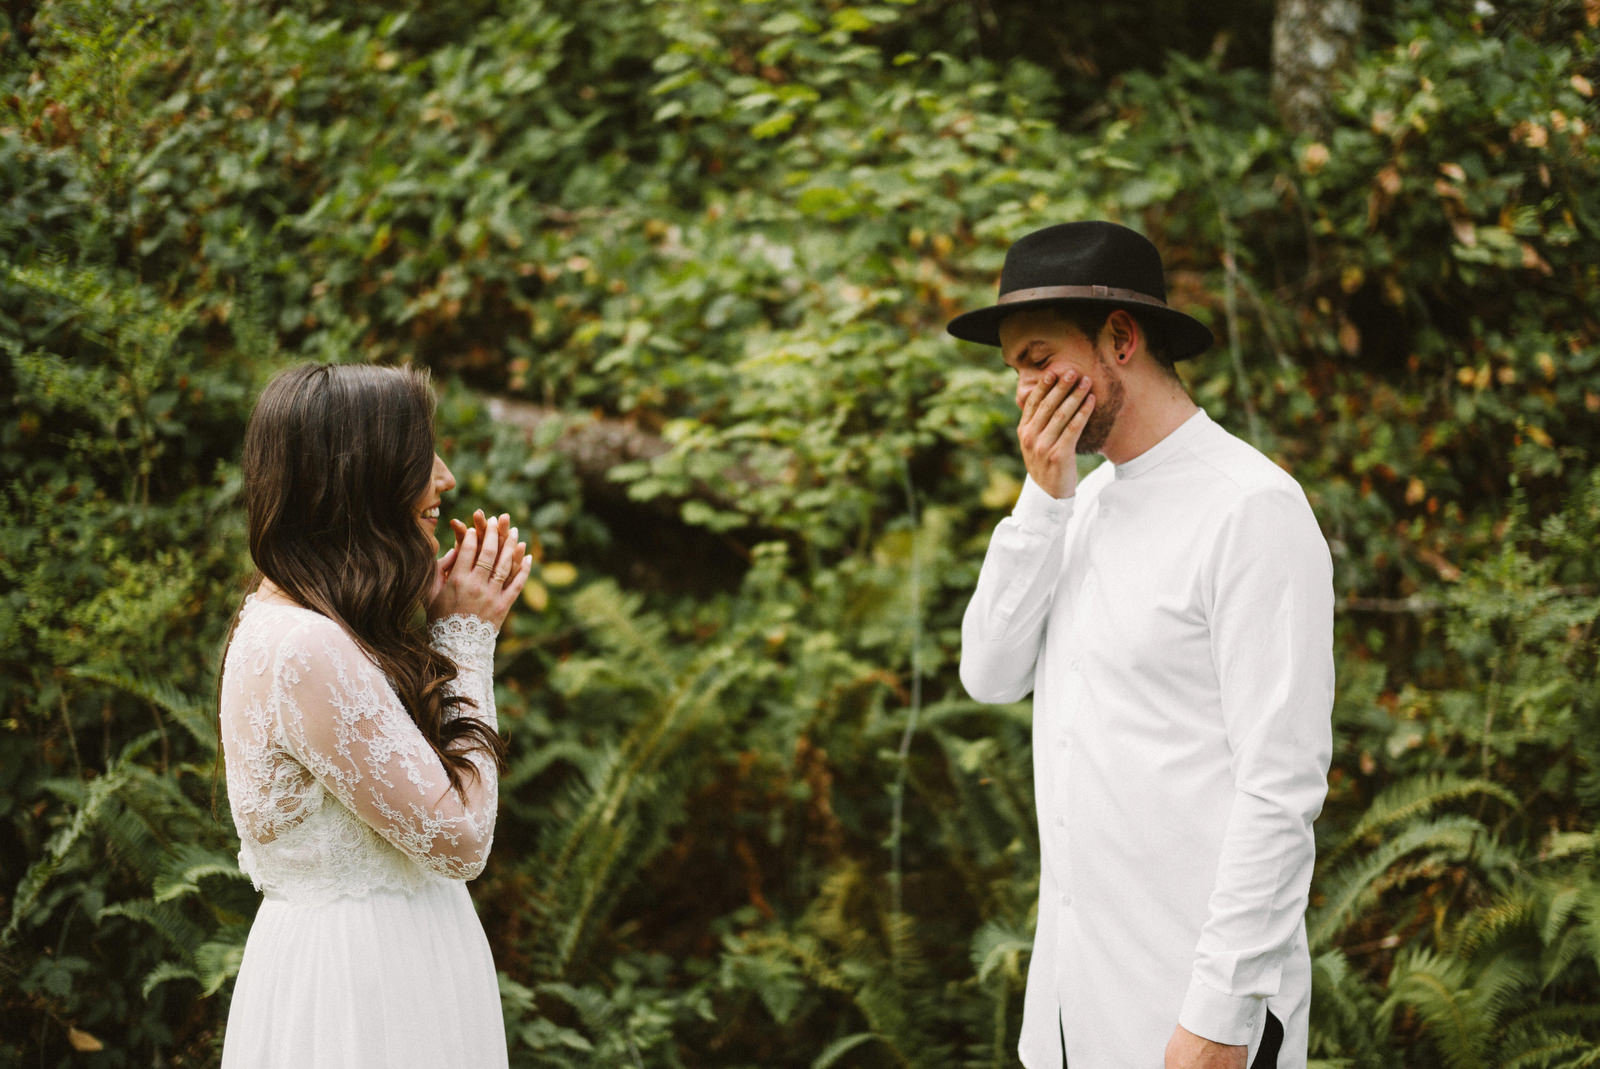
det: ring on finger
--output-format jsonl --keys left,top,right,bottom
{"left": 474, "top": 559, "right": 495, "bottom": 572}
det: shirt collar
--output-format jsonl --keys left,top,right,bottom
{"left": 1112, "top": 409, "right": 1210, "bottom": 480}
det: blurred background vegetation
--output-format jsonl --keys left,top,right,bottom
{"left": 2, "top": 0, "right": 1598, "bottom": 1065}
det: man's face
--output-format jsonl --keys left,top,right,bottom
{"left": 999, "top": 307, "right": 1125, "bottom": 455}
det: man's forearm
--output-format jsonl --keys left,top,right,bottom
{"left": 959, "top": 476, "right": 1071, "bottom": 703}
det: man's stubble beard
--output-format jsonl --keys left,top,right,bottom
{"left": 1075, "top": 351, "right": 1125, "bottom": 455}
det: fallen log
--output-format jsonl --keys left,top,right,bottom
{"left": 484, "top": 396, "right": 763, "bottom": 593}
{"left": 486, "top": 396, "right": 671, "bottom": 492}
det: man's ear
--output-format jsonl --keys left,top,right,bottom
{"left": 1106, "top": 309, "right": 1139, "bottom": 363}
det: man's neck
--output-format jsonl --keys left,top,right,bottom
{"left": 1101, "top": 379, "right": 1200, "bottom": 466}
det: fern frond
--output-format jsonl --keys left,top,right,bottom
{"left": 1501, "top": 1003, "right": 1600, "bottom": 1036}
{"left": 1321, "top": 774, "right": 1518, "bottom": 868}
{"left": 563, "top": 581, "right": 676, "bottom": 690}
{"left": 1540, "top": 925, "right": 1596, "bottom": 990}
{"left": 1, "top": 731, "right": 158, "bottom": 945}
{"left": 1500, "top": 1004, "right": 1600, "bottom": 1069}
{"left": 1310, "top": 814, "right": 1500, "bottom": 951}
{"left": 1543, "top": 880, "right": 1586, "bottom": 947}
{"left": 1472, "top": 954, "right": 1543, "bottom": 1033}
{"left": 863, "top": 697, "right": 1031, "bottom": 741}
{"left": 1453, "top": 889, "right": 1540, "bottom": 958}
{"left": 151, "top": 841, "right": 249, "bottom": 903}
{"left": 529, "top": 598, "right": 760, "bottom": 975}
{"left": 811, "top": 1032, "right": 876, "bottom": 1069}
{"left": 1382, "top": 947, "right": 1486, "bottom": 1069}
{"left": 970, "top": 918, "right": 1032, "bottom": 986}
{"left": 70, "top": 664, "right": 216, "bottom": 751}
{"left": 728, "top": 862, "right": 946, "bottom": 1068}
{"left": 140, "top": 960, "right": 201, "bottom": 1000}
{"left": 721, "top": 936, "right": 806, "bottom": 1024}
{"left": 97, "top": 898, "right": 207, "bottom": 955}
{"left": 930, "top": 724, "right": 1035, "bottom": 876}
{"left": 1310, "top": 948, "right": 1388, "bottom": 1061}
{"left": 536, "top": 979, "right": 624, "bottom": 1036}
{"left": 190, "top": 933, "right": 247, "bottom": 996}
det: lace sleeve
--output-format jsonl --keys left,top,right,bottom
{"left": 273, "top": 615, "right": 498, "bottom": 880}
{"left": 428, "top": 612, "right": 500, "bottom": 810}
{"left": 429, "top": 613, "right": 498, "bottom": 727}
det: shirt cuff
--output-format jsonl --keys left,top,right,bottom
{"left": 1011, "top": 475, "right": 1075, "bottom": 534}
{"left": 1177, "top": 977, "right": 1263, "bottom": 1047}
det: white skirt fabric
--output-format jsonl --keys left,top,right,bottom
{"left": 221, "top": 880, "right": 507, "bottom": 1068}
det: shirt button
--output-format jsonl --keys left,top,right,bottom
{"left": 1055, "top": 816, "right": 1065, "bottom": 828}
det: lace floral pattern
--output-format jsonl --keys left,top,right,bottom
{"left": 221, "top": 599, "right": 500, "bottom": 903}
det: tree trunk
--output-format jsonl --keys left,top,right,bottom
{"left": 1271, "top": 0, "right": 1362, "bottom": 137}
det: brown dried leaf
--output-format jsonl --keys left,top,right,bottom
{"left": 1520, "top": 242, "right": 1553, "bottom": 275}
{"left": 541, "top": 561, "right": 578, "bottom": 588}
{"left": 67, "top": 1029, "right": 104, "bottom": 1053}
{"left": 1338, "top": 319, "right": 1361, "bottom": 356}
{"left": 521, "top": 579, "right": 549, "bottom": 612}
{"left": 1416, "top": 547, "right": 1462, "bottom": 582}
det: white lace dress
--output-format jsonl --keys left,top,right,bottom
{"left": 219, "top": 596, "right": 507, "bottom": 1068}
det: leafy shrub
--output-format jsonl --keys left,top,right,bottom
{"left": 3, "top": 0, "right": 1599, "bottom": 1065}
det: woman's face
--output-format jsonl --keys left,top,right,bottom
{"left": 415, "top": 453, "right": 455, "bottom": 553}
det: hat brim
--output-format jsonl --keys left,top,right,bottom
{"left": 947, "top": 296, "right": 1214, "bottom": 361}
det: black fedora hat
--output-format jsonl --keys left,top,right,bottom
{"left": 946, "top": 221, "right": 1213, "bottom": 360}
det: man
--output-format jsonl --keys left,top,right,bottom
{"left": 951, "top": 221, "right": 1334, "bottom": 1069}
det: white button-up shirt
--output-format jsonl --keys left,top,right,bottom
{"left": 960, "top": 411, "right": 1333, "bottom": 1069}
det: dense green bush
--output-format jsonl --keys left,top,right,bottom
{"left": 3, "top": 0, "right": 1598, "bottom": 1065}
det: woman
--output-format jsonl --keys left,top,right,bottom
{"left": 219, "top": 363, "right": 532, "bottom": 1067}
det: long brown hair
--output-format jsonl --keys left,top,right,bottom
{"left": 235, "top": 362, "right": 505, "bottom": 794}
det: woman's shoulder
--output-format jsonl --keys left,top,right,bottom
{"left": 234, "top": 594, "right": 363, "bottom": 664}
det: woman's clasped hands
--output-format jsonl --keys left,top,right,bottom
{"left": 427, "top": 509, "right": 534, "bottom": 630}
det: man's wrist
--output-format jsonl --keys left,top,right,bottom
{"left": 1013, "top": 474, "right": 1075, "bottom": 531}
{"left": 1177, "top": 977, "right": 1262, "bottom": 1048}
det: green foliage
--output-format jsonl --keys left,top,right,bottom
{"left": 4, "top": 0, "right": 1599, "bottom": 1064}
{"left": 1308, "top": 468, "right": 1600, "bottom": 1065}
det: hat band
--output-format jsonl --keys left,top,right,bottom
{"left": 998, "top": 284, "right": 1170, "bottom": 311}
